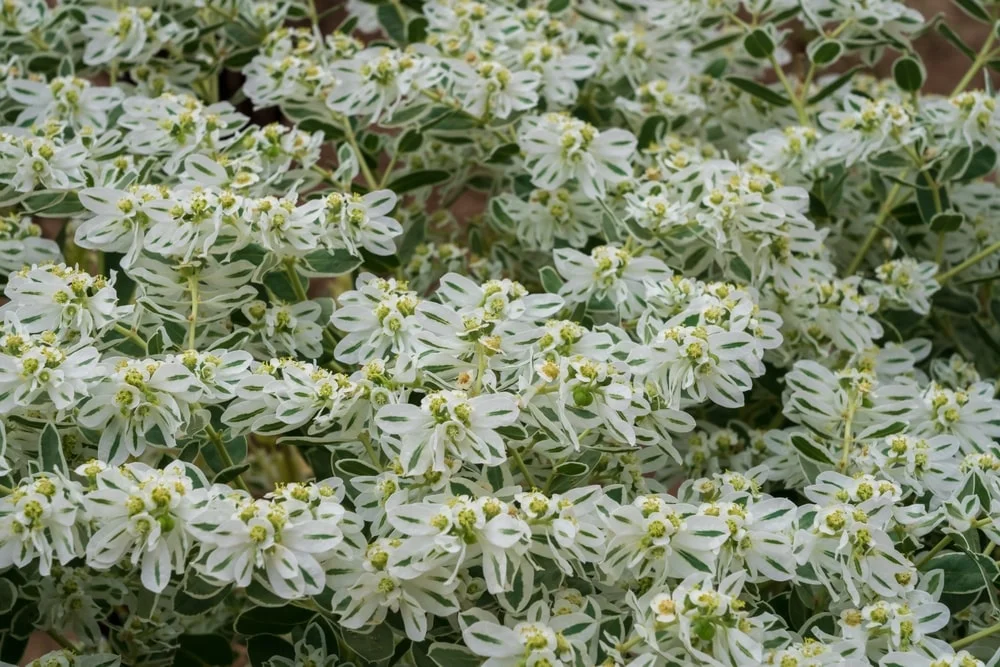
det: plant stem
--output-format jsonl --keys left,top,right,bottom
{"left": 951, "top": 619, "right": 1000, "bottom": 649}
{"left": 509, "top": 447, "right": 538, "bottom": 490}
{"left": 339, "top": 117, "right": 379, "bottom": 190}
{"left": 304, "top": 0, "right": 319, "bottom": 25}
{"left": 187, "top": 274, "right": 200, "bottom": 350}
{"left": 113, "top": 324, "right": 148, "bottom": 351}
{"left": 207, "top": 425, "right": 250, "bottom": 492}
{"left": 284, "top": 258, "right": 309, "bottom": 302}
{"left": 48, "top": 630, "right": 79, "bottom": 651}
{"left": 916, "top": 517, "right": 993, "bottom": 569}
{"left": 951, "top": 28, "right": 998, "bottom": 96}
{"left": 360, "top": 432, "right": 381, "bottom": 468}
{"left": 937, "top": 240, "right": 1000, "bottom": 284}
{"left": 846, "top": 175, "right": 908, "bottom": 275}
{"left": 769, "top": 54, "right": 809, "bottom": 125}
{"left": 838, "top": 391, "right": 858, "bottom": 472}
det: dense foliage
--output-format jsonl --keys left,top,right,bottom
{"left": 3, "top": 0, "right": 1000, "bottom": 666}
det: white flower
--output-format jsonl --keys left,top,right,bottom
{"left": 519, "top": 113, "right": 636, "bottom": 198}
{"left": 518, "top": 41, "right": 596, "bottom": 108}
{"left": 80, "top": 6, "right": 175, "bottom": 66}
{"left": 327, "top": 48, "right": 436, "bottom": 122}
{"left": 331, "top": 274, "right": 420, "bottom": 364}
{"left": 870, "top": 258, "right": 939, "bottom": 315}
{"left": 329, "top": 537, "right": 459, "bottom": 641}
{"left": 450, "top": 60, "right": 540, "bottom": 120}
{"left": 0, "top": 474, "right": 83, "bottom": 576}
{"left": 0, "top": 131, "right": 88, "bottom": 194}
{"left": 388, "top": 495, "right": 529, "bottom": 593}
{"left": 77, "top": 358, "right": 202, "bottom": 465}
{"left": 82, "top": 462, "right": 196, "bottom": 593}
{"left": 554, "top": 245, "right": 671, "bottom": 319}
{"left": 6, "top": 76, "right": 123, "bottom": 130}
{"left": 376, "top": 390, "right": 519, "bottom": 475}
{"left": 242, "top": 299, "right": 325, "bottom": 360}
{"left": 190, "top": 485, "right": 355, "bottom": 599}
{"left": 320, "top": 190, "right": 401, "bottom": 257}
{"left": 491, "top": 188, "right": 600, "bottom": 250}
{"left": 1, "top": 263, "right": 124, "bottom": 340}
{"left": 76, "top": 185, "right": 173, "bottom": 267}
{"left": 0, "top": 333, "right": 102, "bottom": 413}
{"left": 0, "top": 212, "right": 60, "bottom": 276}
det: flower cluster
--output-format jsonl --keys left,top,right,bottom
{"left": 2, "top": 1, "right": 1000, "bottom": 666}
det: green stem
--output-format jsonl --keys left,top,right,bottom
{"left": 207, "top": 425, "right": 249, "bottom": 492}
{"left": 846, "top": 175, "right": 908, "bottom": 275}
{"left": 951, "top": 619, "right": 1000, "bottom": 649}
{"left": 916, "top": 517, "right": 994, "bottom": 569}
{"left": 838, "top": 392, "right": 858, "bottom": 472}
{"left": 509, "top": 447, "right": 538, "bottom": 490}
{"left": 915, "top": 534, "right": 953, "bottom": 570}
{"left": 113, "top": 324, "right": 148, "bottom": 352}
{"left": 360, "top": 432, "right": 381, "bottom": 468}
{"left": 937, "top": 240, "right": 1000, "bottom": 284}
{"left": 284, "top": 259, "right": 309, "bottom": 302}
{"left": 768, "top": 54, "right": 809, "bottom": 125}
{"left": 339, "top": 117, "right": 379, "bottom": 190}
{"left": 617, "top": 635, "right": 643, "bottom": 654}
{"left": 951, "top": 29, "right": 998, "bottom": 96}
{"left": 187, "top": 275, "right": 200, "bottom": 350}
{"left": 47, "top": 629, "right": 79, "bottom": 651}
{"left": 304, "top": 0, "right": 319, "bottom": 25}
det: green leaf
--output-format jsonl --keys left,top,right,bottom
{"left": 808, "top": 38, "right": 844, "bottom": 65}
{"left": 637, "top": 115, "right": 666, "bottom": 149}
{"left": 213, "top": 463, "right": 251, "bottom": 485}
{"left": 790, "top": 434, "right": 833, "bottom": 465}
{"left": 928, "top": 551, "right": 1000, "bottom": 594}
{"left": 0, "top": 579, "right": 17, "bottom": 615}
{"left": 173, "top": 634, "right": 233, "bottom": 667}
{"left": 377, "top": 3, "right": 406, "bottom": 43}
{"left": 743, "top": 29, "right": 775, "bottom": 59}
{"left": 398, "top": 216, "right": 426, "bottom": 262}
{"left": 891, "top": 202, "right": 923, "bottom": 227}
{"left": 342, "top": 624, "right": 395, "bottom": 662}
{"left": 858, "top": 421, "right": 907, "bottom": 439}
{"left": 246, "top": 635, "right": 294, "bottom": 667}
{"left": 301, "top": 248, "right": 362, "bottom": 277}
{"left": 930, "top": 211, "right": 964, "bottom": 233}
{"left": 201, "top": 435, "right": 247, "bottom": 473}
{"left": 427, "top": 643, "right": 480, "bottom": 667}
{"left": 693, "top": 33, "right": 742, "bottom": 54}
{"left": 937, "top": 23, "right": 978, "bottom": 60}
{"left": 539, "top": 266, "right": 563, "bottom": 294}
{"left": 808, "top": 66, "right": 862, "bottom": 105}
{"left": 953, "top": 0, "right": 991, "bottom": 22}
{"left": 397, "top": 129, "right": 423, "bottom": 153}
{"left": 235, "top": 604, "right": 314, "bottom": 636}
{"left": 336, "top": 458, "right": 380, "bottom": 477}
{"left": 407, "top": 16, "right": 428, "bottom": 43}
{"left": 959, "top": 145, "right": 996, "bottom": 181}
{"left": 40, "top": 424, "right": 66, "bottom": 474}
{"left": 933, "top": 288, "right": 979, "bottom": 315}
{"left": 915, "top": 171, "right": 949, "bottom": 223}
{"left": 892, "top": 56, "right": 925, "bottom": 92}
{"left": 729, "top": 255, "right": 752, "bottom": 282}
{"left": 387, "top": 169, "right": 450, "bottom": 194}
{"left": 486, "top": 143, "right": 520, "bottom": 164}
{"left": 725, "top": 76, "right": 791, "bottom": 107}
{"left": 547, "top": 0, "right": 570, "bottom": 11}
